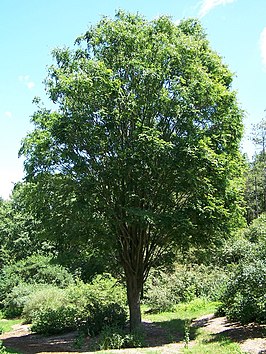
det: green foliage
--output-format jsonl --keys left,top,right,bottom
{"left": 97, "top": 326, "right": 145, "bottom": 350}
{"left": 22, "top": 285, "right": 67, "bottom": 323}
{"left": 0, "top": 254, "right": 74, "bottom": 308}
{"left": 219, "top": 214, "right": 266, "bottom": 323}
{"left": 243, "top": 212, "right": 266, "bottom": 242}
{"left": 31, "top": 306, "right": 77, "bottom": 335}
{"left": 3, "top": 283, "right": 40, "bottom": 318}
{"left": 66, "top": 274, "right": 127, "bottom": 335}
{"left": 245, "top": 117, "right": 266, "bottom": 222}
{"left": 220, "top": 259, "right": 266, "bottom": 324}
{"left": 0, "top": 185, "right": 51, "bottom": 269}
{"left": 20, "top": 10, "right": 245, "bottom": 329}
{"left": 144, "top": 266, "right": 227, "bottom": 313}
{"left": 97, "top": 326, "right": 126, "bottom": 350}
{"left": 29, "top": 274, "right": 127, "bottom": 336}
{"left": 213, "top": 236, "right": 255, "bottom": 266}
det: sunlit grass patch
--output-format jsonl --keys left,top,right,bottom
{"left": 181, "top": 332, "right": 244, "bottom": 354}
{"left": 0, "top": 319, "right": 23, "bottom": 334}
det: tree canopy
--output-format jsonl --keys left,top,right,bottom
{"left": 20, "top": 11, "right": 245, "bottom": 329}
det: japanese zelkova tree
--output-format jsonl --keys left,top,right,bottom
{"left": 20, "top": 12, "right": 245, "bottom": 330}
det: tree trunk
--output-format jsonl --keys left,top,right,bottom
{"left": 126, "top": 274, "right": 142, "bottom": 331}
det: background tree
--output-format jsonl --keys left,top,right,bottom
{"left": 0, "top": 184, "right": 50, "bottom": 268}
{"left": 245, "top": 116, "right": 266, "bottom": 222}
{"left": 20, "top": 12, "right": 245, "bottom": 330}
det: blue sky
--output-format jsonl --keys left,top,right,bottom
{"left": 1, "top": 0, "right": 266, "bottom": 199}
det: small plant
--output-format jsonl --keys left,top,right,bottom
{"left": 183, "top": 319, "right": 191, "bottom": 349}
{"left": 97, "top": 326, "right": 145, "bottom": 350}
{"left": 97, "top": 326, "right": 125, "bottom": 350}
{"left": 73, "top": 332, "right": 85, "bottom": 349}
{"left": 123, "top": 327, "right": 145, "bottom": 348}
{"left": 0, "top": 341, "right": 7, "bottom": 354}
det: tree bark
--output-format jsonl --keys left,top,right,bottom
{"left": 126, "top": 273, "right": 142, "bottom": 331}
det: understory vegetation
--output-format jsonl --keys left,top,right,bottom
{"left": 0, "top": 206, "right": 265, "bottom": 353}
{"left": 1, "top": 10, "right": 266, "bottom": 354}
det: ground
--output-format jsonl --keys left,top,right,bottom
{"left": 0, "top": 314, "right": 265, "bottom": 354}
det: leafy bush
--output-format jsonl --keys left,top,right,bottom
{"left": 243, "top": 213, "right": 266, "bottom": 242}
{"left": 22, "top": 285, "right": 67, "bottom": 322}
{"left": 0, "top": 254, "right": 74, "bottom": 307}
{"left": 215, "top": 237, "right": 253, "bottom": 266}
{"left": 3, "top": 283, "right": 40, "bottom": 318}
{"left": 31, "top": 306, "right": 77, "bottom": 335}
{"left": 218, "top": 215, "right": 266, "bottom": 324}
{"left": 144, "top": 265, "right": 228, "bottom": 313}
{"left": 220, "top": 259, "right": 266, "bottom": 324}
{"left": 97, "top": 326, "right": 125, "bottom": 350}
{"left": 29, "top": 274, "right": 127, "bottom": 336}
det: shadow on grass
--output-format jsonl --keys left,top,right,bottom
{"left": 206, "top": 322, "right": 266, "bottom": 345}
{"left": 142, "top": 318, "right": 201, "bottom": 347}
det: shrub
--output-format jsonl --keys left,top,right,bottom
{"left": 31, "top": 306, "right": 77, "bottom": 335}
{"left": 22, "top": 285, "right": 67, "bottom": 323}
{"left": 29, "top": 274, "right": 127, "bottom": 336}
{"left": 3, "top": 283, "right": 40, "bottom": 318}
{"left": 144, "top": 265, "right": 228, "bottom": 313}
{"left": 220, "top": 259, "right": 266, "bottom": 324}
{"left": 97, "top": 326, "right": 125, "bottom": 350}
{"left": 243, "top": 213, "right": 266, "bottom": 242}
{"left": 216, "top": 237, "right": 253, "bottom": 266}
{"left": 67, "top": 274, "right": 127, "bottom": 336}
{"left": 0, "top": 254, "right": 74, "bottom": 307}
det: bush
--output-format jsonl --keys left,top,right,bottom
{"left": 0, "top": 254, "right": 74, "bottom": 307}
{"left": 144, "top": 265, "right": 228, "bottom": 313}
{"left": 31, "top": 306, "right": 77, "bottom": 335}
{"left": 29, "top": 274, "right": 127, "bottom": 336}
{"left": 97, "top": 326, "right": 125, "bottom": 350}
{"left": 22, "top": 285, "right": 67, "bottom": 323}
{"left": 243, "top": 213, "right": 266, "bottom": 242}
{"left": 220, "top": 259, "right": 266, "bottom": 324}
{"left": 3, "top": 283, "right": 40, "bottom": 318}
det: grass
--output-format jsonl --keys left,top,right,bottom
{"left": 181, "top": 331, "right": 244, "bottom": 354}
{"left": 143, "top": 298, "right": 219, "bottom": 341}
{"left": 142, "top": 298, "right": 245, "bottom": 354}
{"left": 143, "top": 298, "right": 220, "bottom": 322}
{"left": 0, "top": 319, "right": 23, "bottom": 334}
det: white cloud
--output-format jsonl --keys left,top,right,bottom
{"left": 26, "top": 81, "right": 35, "bottom": 89}
{"left": 260, "top": 27, "right": 266, "bottom": 71}
{"left": 18, "top": 75, "right": 35, "bottom": 90}
{"left": 4, "top": 111, "right": 12, "bottom": 118}
{"left": 198, "top": 0, "right": 236, "bottom": 18}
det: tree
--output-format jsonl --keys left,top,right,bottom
{"left": 0, "top": 184, "right": 50, "bottom": 268}
{"left": 20, "top": 12, "right": 245, "bottom": 330}
{"left": 245, "top": 116, "right": 266, "bottom": 222}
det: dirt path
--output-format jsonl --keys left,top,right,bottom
{"left": 193, "top": 314, "right": 266, "bottom": 354}
{"left": 0, "top": 315, "right": 265, "bottom": 354}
